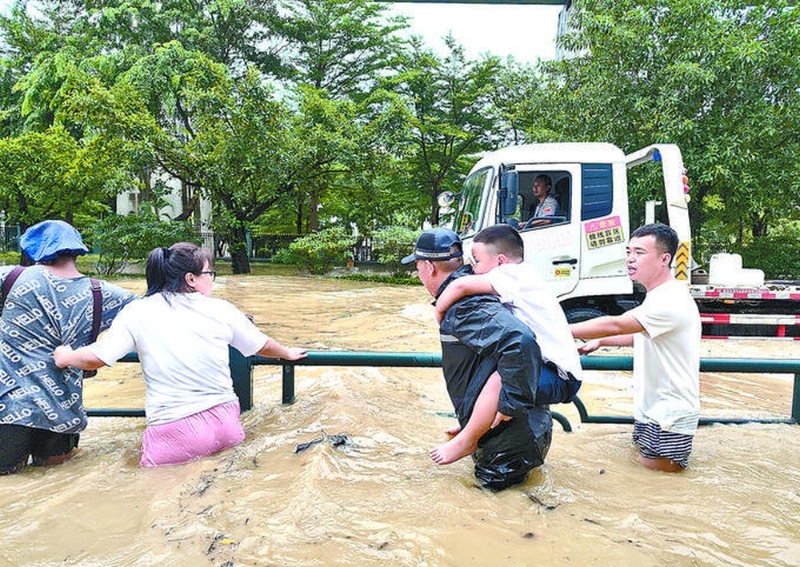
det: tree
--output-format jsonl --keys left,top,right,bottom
{"left": 271, "top": 0, "right": 407, "bottom": 99}
{"left": 20, "top": 0, "right": 283, "bottom": 73}
{"left": 389, "top": 36, "right": 503, "bottom": 226}
{"left": 0, "top": 2, "right": 154, "bottom": 225}
{"left": 119, "top": 44, "right": 306, "bottom": 273}
{"left": 0, "top": 125, "right": 134, "bottom": 227}
{"left": 268, "top": 0, "right": 409, "bottom": 232}
{"left": 492, "top": 58, "right": 547, "bottom": 146}
{"left": 0, "top": 0, "right": 289, "bottom": 229}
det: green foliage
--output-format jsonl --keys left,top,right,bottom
{"left": 534, "top": 0, "right": 800, "bottom": 246}
{"left": 270, "top": 0, "right": 408, "bottom": 98}
{"left": 0, "top": 125, "right": 134, "bottom": 226}
{"left": 272, "top": 226, "right": 356, "bottom": 275}
{"left": 0, "top": 0, "right": 501, "bottom": 260}
{"left": 4, "top": 0, "right": 797, "bottom": 283}
{"left": 90, "top": 212, "right": 199, "bottom": 275}
{"left": 739, "top": 223, "right": 800, "bottom": 280}
{"left": 333, "top": 272, "right": 419, "bottom": 286}
{"left": 0, "top": 251, "right": 20, "bottom": 265}
{"left": 371, "top": 224, "right": 418, "bottom": 276}
{"left": 386, "top": 36, "right": 504, "bottom": 225}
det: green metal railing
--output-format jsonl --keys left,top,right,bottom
{"left": 88, "top": 350, "right": 800, "bottom": 432}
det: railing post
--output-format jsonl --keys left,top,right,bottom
{"left": 793, "top": 373, "right": 800, "bottom": 424}
{"left": 228, "top": 347, "right": 253, "bottom": 412}
{"left": 282, "top": 363, "right": 295, "bottom": 405}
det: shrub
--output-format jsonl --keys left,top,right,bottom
{"left": 273, "top": 227, "right": 356, "bottom": 275}
{"left": 333, "top": 272, "right": 419, "bottom": 285}
{"left": 90, "top": 212, "right": 199, "bottom": 275}
{"left": 371, "top": 225, "right": 418, "bottom": 276}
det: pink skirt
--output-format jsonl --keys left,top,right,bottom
{"left": 140, "top": 400, "right": 245, "bottom": 467}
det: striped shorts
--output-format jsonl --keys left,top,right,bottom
{"left": 632, "top": 420, "right": 693, "bottom": 468}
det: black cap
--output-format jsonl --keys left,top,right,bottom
{"left": 401, "top": 227, "right": 463, "bottom": 264}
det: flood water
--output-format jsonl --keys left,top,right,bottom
{"left": 2, "top": 274, "right": 799, "bottom": 567}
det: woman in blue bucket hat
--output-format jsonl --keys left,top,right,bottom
{"left": 0, "top": 220, "right": 138, "bottom": 474}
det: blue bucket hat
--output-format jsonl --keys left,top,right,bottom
{"left": 19, "top": 220, "right": 89, "bottom": 262}
{"left": 401, "top": 227, "right": 463, "bottom": 265}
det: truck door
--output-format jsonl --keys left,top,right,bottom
{"left": 514, "top": 165, "right": 582, "bottom": 298}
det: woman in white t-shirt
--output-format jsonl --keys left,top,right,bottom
{"left": 54, "top": 242, "right": 307, "bottom": 467}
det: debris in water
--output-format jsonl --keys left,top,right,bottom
{"left": 295, "top": 432, "right": 350, "bottom": 453}
{"left": 525, "top": 493, "right": 559, "bottom": 510}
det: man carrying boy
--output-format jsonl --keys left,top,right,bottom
{"left": 431, "top": 224, "right": 581, "bottom": 464}
{"left": 402, "top": 227, "right": 552, "bottom": 490}
{"left": 571, "top": 223, "right": 701, "bottom": 472}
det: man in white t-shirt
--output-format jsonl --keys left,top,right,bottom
{"left": 571, "top": 223, "right": 701, "bottom": 472}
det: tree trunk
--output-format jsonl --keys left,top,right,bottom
{"left": 429, "top": 183, "right": 441, "bottom": 226}
{"left": 309, "top": 190, "right": 319, "bottom": 232}
{"left": 295, "top": 196, "right": 304, "bottom": 234}
{"left": 230, "top": 225, "right": 251, "bottom": 274}
{"left": 751, "top": 213, "right": 769, "bottom": 238}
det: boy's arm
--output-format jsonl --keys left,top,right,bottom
{"left": 434, "top": 275, "right": 497, "bottom": 324}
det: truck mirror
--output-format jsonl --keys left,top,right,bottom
{"left": 437, "top": 191, "right": 456, "bottom": 208}
{"left": 499, "top": 170, "right": 519, "bottom": 222}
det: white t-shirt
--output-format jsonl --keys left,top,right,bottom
{"left": 486, "top": 262, "right": 583, "bottom": 380}
{"left": 627, "top": 279, "right": 701, "bottom": 435}
{"left": 89, "top": 292, "right": 270, "bottom": 425}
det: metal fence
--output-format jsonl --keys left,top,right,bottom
{"left": 0, "top": 224, "right": 23, "bottom": 254}
{"left": 0, "top": 224, "right": 378, "bottom": 263}
{"left": 88, "top": 350, "right": 800, "bottom": 432}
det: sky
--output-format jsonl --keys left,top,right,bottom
{"left": 389, "top": 3, "right": 563, "bottom": 63}
{"left": 0, "top": 1, "right": 563, "bottom": 63}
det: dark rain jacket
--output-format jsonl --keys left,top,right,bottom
{"left": 437, "top": 266, "right": 552, "bottom": 490}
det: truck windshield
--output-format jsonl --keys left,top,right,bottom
{"left": 454, "top": 167, "right": 492, "bottom": 238}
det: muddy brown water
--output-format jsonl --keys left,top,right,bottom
{"left": 2, "top": 275, "right": 799, "bottom": 567}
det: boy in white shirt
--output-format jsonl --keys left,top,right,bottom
{"left": 431, "top": 224, "right": 581, "bottom": 465}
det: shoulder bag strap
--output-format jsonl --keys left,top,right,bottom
{"left": 1, "top": 266, "right": 27, "bottom": 314}
{"left": 89, "top": 279, "right": 102, "bottom": 343}
{"left": 83, "top": 279, "right": 103, "bottom": 378}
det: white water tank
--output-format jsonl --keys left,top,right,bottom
{"left": 708, "top": 253, "right": 764, "bottom": 287}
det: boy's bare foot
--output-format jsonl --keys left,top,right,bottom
{"left": 430, "top": 435, "right": 477, "bottom": 465}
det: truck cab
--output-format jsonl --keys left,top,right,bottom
{"left": 452, "top": 143, "right": 690, "bottom": 321}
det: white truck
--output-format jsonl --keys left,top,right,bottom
{"left": 448, "top": 142, "right": 800, "bottom": 339}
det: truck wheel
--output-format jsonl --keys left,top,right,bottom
{"left": 565, "top": 307, "right": 606, "bottom": 324}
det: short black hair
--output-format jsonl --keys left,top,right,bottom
{"left": 473, "top": 224, "right": 524, "bottom": 261}
{"left": 631, "top": 223, "right": 678, "bottom": 260}
{"left": 534, "top": 174, "right": 552, "bottom": 188}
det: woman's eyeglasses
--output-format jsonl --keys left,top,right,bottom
{"left": 199, "top": 270, "right": 217, "bottom": 281}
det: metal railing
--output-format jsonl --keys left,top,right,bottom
{"left": 88, "top": 350, "right": 800, "bottom": 432}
